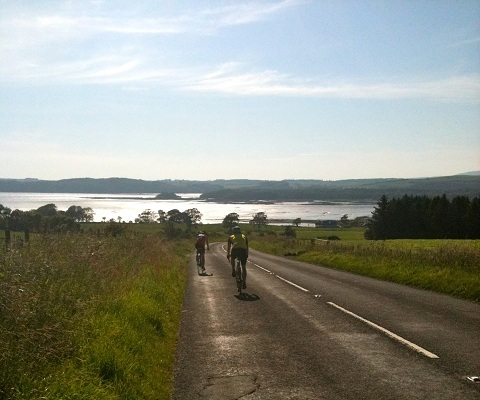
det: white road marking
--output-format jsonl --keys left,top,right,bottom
{"left": 249, "top": 258, "right": 439, "bottom": 359}
{"left": 275, "top": 276, "right": 310, "bottom": 292}
{"left": 327, "top": 302, "right": 439, "bottom": 359}
{"left": 253, "top": 263, "right": 271, "bottom": 273}
{"left": 247, "top": 255, "right": 440, "bottom": 360}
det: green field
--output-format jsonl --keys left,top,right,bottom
{"left": 1, "top": 223, "right": 479, "bottom": 399}
{"left": 246, "top": 225, "right": 480, "bottom": 302}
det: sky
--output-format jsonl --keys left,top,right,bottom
{"left": 1, "top": 0, "right": 479, "bottom": 181}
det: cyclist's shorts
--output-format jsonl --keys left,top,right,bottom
{"left": 195, "top": 246, "right": 205, "bottom": 254}
{"left": 231, "top": 248, "right": 247, "bottom": 263}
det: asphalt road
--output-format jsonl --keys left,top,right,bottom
{"left": 171, "top": 243, "right": 480, "bottom": 399}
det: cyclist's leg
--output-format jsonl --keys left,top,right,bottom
{"left": 195, "top": 248, "right": 201, "bottom": 265}
{"left": 240, "top": 249, "right": 247, "bottom": 288}
{"left": 230, "top": 249, "right": 237, "bottom": 276}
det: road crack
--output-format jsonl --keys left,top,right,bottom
{"left": 200, "top": 374, "right": 258, "bottom": 399}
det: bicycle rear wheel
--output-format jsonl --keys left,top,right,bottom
{"left": 235, "top": 260, "right": 242, "bottom": 294}
{"left": 196, "top": 251, "right": 204, "bottom": 274}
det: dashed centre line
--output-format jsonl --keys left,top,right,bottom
{"left": 252, "top": 262, "right": 271, "bottom": 274}
{"left": 251, "top": 258, "right": 440, "bottom": 360}
{"left": 327, "top": 302, "right": 440, "bottom": 359}
{"left": 275, "top": 275, "right": 310, "bottom": 292}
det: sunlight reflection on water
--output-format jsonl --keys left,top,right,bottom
{"left": 0, "top": 192, "right": 375, "bottom": 224}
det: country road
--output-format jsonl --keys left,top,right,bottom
{"left": 171, "top": 243, "right": 480, "bottom": 400}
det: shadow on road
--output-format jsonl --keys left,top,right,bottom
{"left": 235, "top": 293, "right": 260, "bottom": 302}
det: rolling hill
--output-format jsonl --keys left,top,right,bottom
{"left": 1, "top": 174, "right": 478, "bottom": 202}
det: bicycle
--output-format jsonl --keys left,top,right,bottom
{"left": 196, "top": 249, "right": 205, "bottom": 275}
{"left": 235, "top": 257, "right": 244, "bottom": 294}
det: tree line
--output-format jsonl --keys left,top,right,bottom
{"left": 3, "top": 194, "right": 478, "bottom": 240}
{"left": 0, "top": 204, "right": 206, "bottom": 234}
{"left": 135, "top": 208, "right": 202, "bottom": 227}
{"left": 222, "top": 212, "right": 268, "bottom": 230}
{"left": 0, "top": 204, "right": 94, "bottom": 233}
{"left": 365, "top": 194, "right": 480, "bottom": 240}
{"left": 0, "top": 204, "right": 270, "bottom": 234}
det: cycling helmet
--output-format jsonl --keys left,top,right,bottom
{"left": 233, "top": 226, "right": 241, "bottom": 233}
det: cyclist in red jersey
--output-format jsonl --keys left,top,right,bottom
{"left": 195, "top": 231, "right": 209, "bottom": 272}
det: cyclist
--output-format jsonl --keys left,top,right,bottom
{"left": 195, "top": 231, "right": 209, "bottom": 273}
{"left": 226, "top": 226, "right": 249, "bottom": 289}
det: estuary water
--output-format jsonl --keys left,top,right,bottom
{"left": 0, "top": 192, "right": 375, "bottom": 225}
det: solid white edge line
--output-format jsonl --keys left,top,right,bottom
{"left": 327, "top": 302, "right": 439, "bottom": 359}
{"left": 276, "top": 276, "right": 310, "bottom": 292}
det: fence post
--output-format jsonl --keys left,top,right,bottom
{"left": 24, "top": 229, "right": 30, "bottom": 243}
{"left": 5, "top": 229, "right": 10, "bottom": 249}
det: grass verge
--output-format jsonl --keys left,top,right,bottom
{"left": 0, "top": 230, "right": 190, "bottom": 399}
{"left": 249, "top": 227, "right": 480, "bottom": 302}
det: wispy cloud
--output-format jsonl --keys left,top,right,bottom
{"left": 1, "top": 0, "right": 304, "bottom": 44}
{"left": 2, "top": 53, "right": 478, "bottom": 101}
{"left": 0, "top": 1, "right": 305, "bottom": 83}
{"left": 201, "top": 0, "right": 306, "bottom": 27}
{"left": 448, "top": 36, "right": 480, "bottom": 48}
{"left": 1, "top": 1, "right": 478, "bottom": 101}
{"left": 184, "top": 64, "right": 480, "bottom": 101}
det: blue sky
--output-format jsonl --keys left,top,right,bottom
{"left": 1, "top": 0, "right": 479, "bottom": 181}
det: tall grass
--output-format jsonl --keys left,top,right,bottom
{"left": 250, "top": 230, "right": 480, "bottom": 302}
{"left": 0, "top": 230, "right": 190, "bottom": 399}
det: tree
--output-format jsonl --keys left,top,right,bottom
{"left": 184, "top": 208, "right": 202, "bottom": 228}
{"left": 82, "top": 207, "right": 95, "bottom": 222}
{"left": 450, "top": 196, "right": 470, "bottom": 238}
{"left": 364, "top": 195, "right": 389, "bottom": 240}
{"left": 7, "top": 209, "right": 29, "bottom": 231}
{"left": 365, "top": 194, "right": 480, "bottom": 240}
{"left": 340, "top": 214, "right": 349, "bottom": 227}
{"left": 36, "top": 203, "right": 58, "bottom": 217}
{"left": 428, "top": 195, "right": 451, "bottom": 238}
{"left": 135, "top": 209, "right": 158, "bottom": 223}
{"left": 251, "top": 212, "right": 268, "bottom": 230}
{"left": 66, "top": 205, "right": 94, "bottom": 222}
{"left": 157, "top": 210, "right": 167, "bottom": 223}
{"left": 293, "top": 218, "right": 301, "bottom": 227}
{"left": 166, "top": 209, "right": 184, "bottom": 223}
{"left": 0, "top": 204, "right": 11, "bottom": 216}
{"left": 0, "top": 204, "right": 11, "bottom": 229}
{"left": 223, "top": 213, "right": 240, "bottom": 229}
{"left": 465, "top": 197, "right": 480, "bottom": 239}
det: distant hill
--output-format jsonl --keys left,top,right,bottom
{"left": 0, "top": 175, "right": 478, "bottom": 202}
{"left": 458, "top": 170, "right": 480, "bottom": 176}
{"left": 199, "top": 175, "right": 480, "bottom": 202}
{"left": 0, "top": 178, "right": 223, "bottom": 194}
